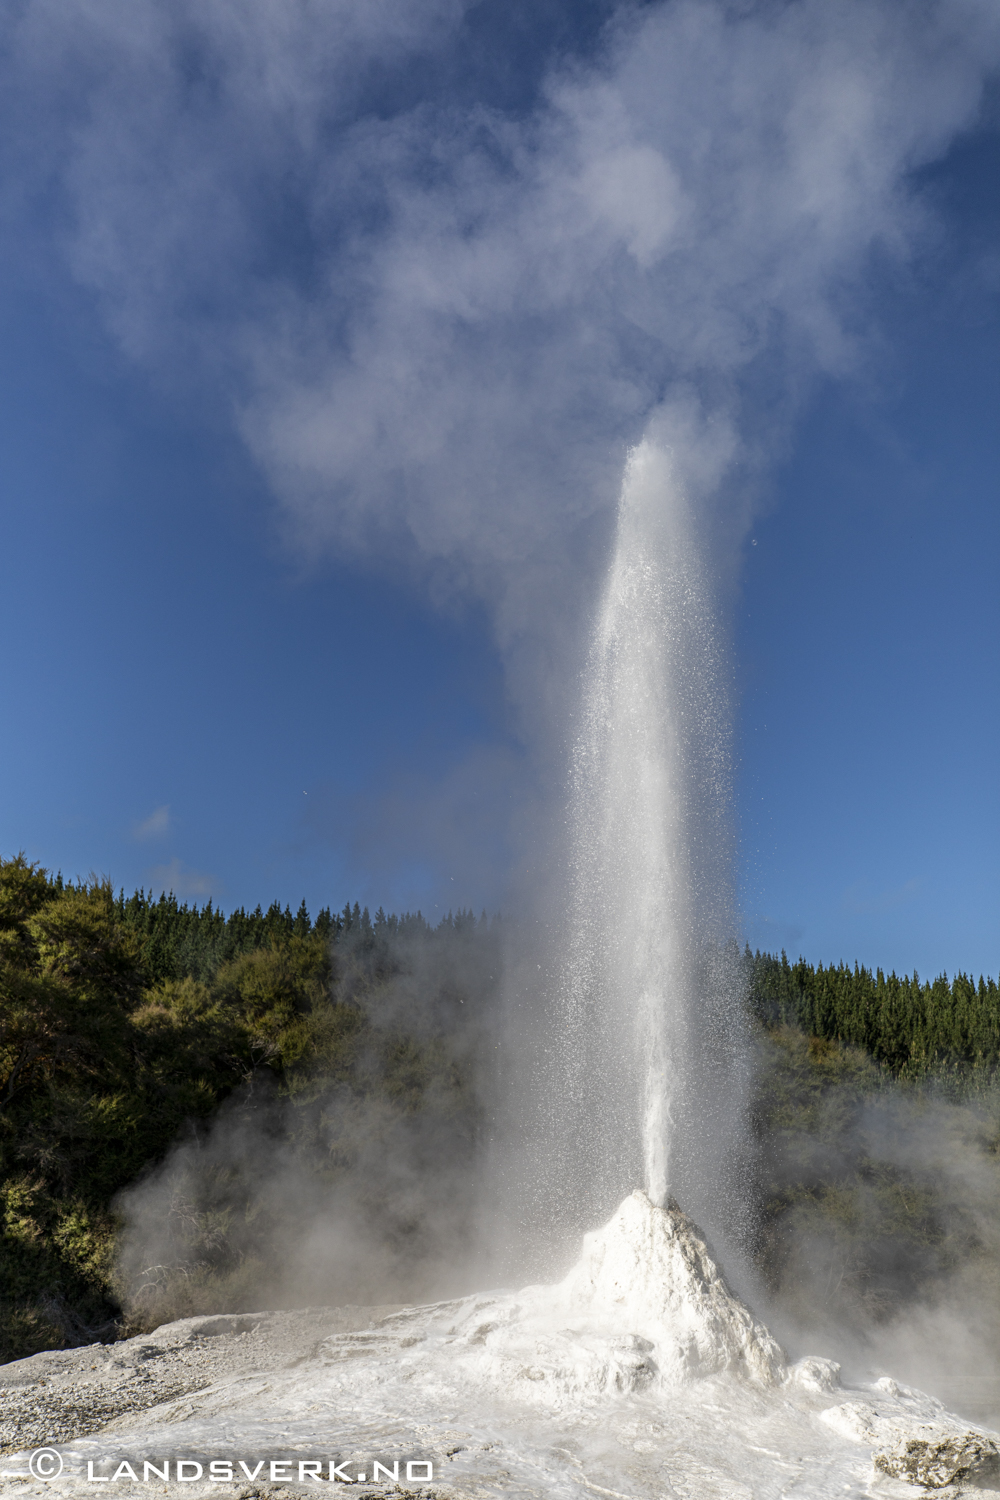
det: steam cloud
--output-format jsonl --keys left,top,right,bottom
{"left": 753, "top": 1046, "right": 1000, "bottom": 1427}
{"left": 3, "top": 0, "right": 997, "bottom": 733}
{"left": 115, "top": 917, "right": 503, "bottom": 1319}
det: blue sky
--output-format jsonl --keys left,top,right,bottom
{"left": 0, "top": 0, "right": 997, "bottom": 980}
{"left": 737, "top": 121, "right": 999, "bottom": 977}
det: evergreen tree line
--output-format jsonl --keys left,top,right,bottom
{"left": 748, "top": 949, "right": 1000, "bottom": 1080}
{"left": 113, "top": 884, "right": 497, "bottom": 986}
{"left": 115, "top": 886, "right": 998, "bottom": 1083}
{"left": 109, "top": 882, "right": 1000, "bottom": 1084}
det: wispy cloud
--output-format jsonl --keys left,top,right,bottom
{"left": 147, "top": 857, "right": 218, "bottom": 900}
{"left": 132, "top": 804, "right": 170, "bottom": 840}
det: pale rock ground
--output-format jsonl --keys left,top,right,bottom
{"left": 1, "top": 1193, "right": 997, "bottom": 1500}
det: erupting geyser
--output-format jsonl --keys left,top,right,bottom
{"left": 7, "top": 437, "right": 1000, "bottom": 1496}
{"left": 518, "top": 1190, "right": 786, "bottom": 1391}
{"left": 548, "top": 433, "right": 749, "bottom": 1243}
{"left": 511, "top": 436, "right": 784, "bottom": 1393}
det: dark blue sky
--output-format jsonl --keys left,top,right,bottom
{"left": 1, "top": 0, "right": 997, "bottom": 979}
{"left": 737, "top": 120, "right": 999, "bottom": 976}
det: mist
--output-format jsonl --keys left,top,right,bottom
{"left": 114, "top": 913, "right": 506, "bottom": 1323}
{"left": 752, "top": 1027, "right": 1000, "bottom": 1426}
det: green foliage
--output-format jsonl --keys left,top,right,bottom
{"left": 0, "top": 854, "right": 494, "bottom": 1358}
{"left": 748, "top": 948, "right": 1000, "bottom": 1083}
{"left": 112, "top": 887, "right": 335, "bottom": 984}
{"left": 110, "top": 887, "right": 446, "bottom": 984}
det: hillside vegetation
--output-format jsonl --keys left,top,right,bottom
{"left": 1, "top": 852, "right": 997, "bottom": 1363}
{"left": 0, "top": 856, "right": 493, "bottom": 1359}
{"left": 749, "top": 949, "right": 1000, "bottom": 1082}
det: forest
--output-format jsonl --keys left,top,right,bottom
{"left": 1, "top": 852, "right": 998, "bottom": 1364}
{"left": 748, "top": 949, "right": 1000, "bottom": 1080}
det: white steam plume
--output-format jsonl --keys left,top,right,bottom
{"left": 2, "top": 0, "right": 996, "bottom": 737}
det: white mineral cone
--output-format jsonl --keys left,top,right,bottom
{"left": 547, "top": 1189, "right": 786, "bottom": 1386}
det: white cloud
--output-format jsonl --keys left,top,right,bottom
{"left": 132, "top": 804, "right": 170, "bottom": 840}
{"left": 2, "top": 0, "right": 997, "bottom": 732}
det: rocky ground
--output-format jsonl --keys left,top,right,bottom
{"left": 2, "top": 1198, "right": 998, "bottom": 1498}
{"left": 0, "top": 1307, "right": 402, "bottom": 1457}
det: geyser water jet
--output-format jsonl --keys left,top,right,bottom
{"left": 544, "top": 435, "right": 749, "bottom": 1243}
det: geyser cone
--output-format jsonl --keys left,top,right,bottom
{"left": 552, "top": 1190, "right": 786, "bottom": 1387}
